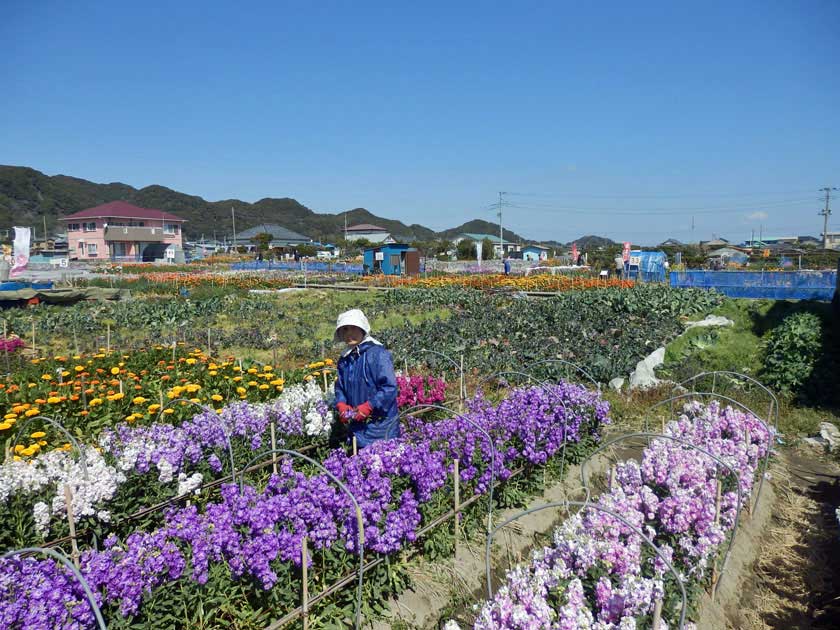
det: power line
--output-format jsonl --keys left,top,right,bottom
{"left": 505, "top": 198, "right": 815, "bottom": 216}
{"left": 506, "top": 189, "right": 816, "bottom": 200}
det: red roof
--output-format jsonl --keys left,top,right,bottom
{"left": 346, "top": 223, "right": 386, "bottom": 232}
{"left": 59, "top": 201, "right": 187, "bottom": 222}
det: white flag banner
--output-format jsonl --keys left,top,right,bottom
{"left": 10, "top": 226, "right": 31, "bottom": 277}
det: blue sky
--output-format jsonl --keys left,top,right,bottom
{"left": 2, "top": 1, "right": 839, "bottom": 244}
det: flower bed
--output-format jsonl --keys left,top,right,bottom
{"left": 467, "top": 400, "right": 772, "bottom": 629}
{"left": 0, "top": 382, "right": 610, "bottom": 628}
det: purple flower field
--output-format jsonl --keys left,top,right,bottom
{"left": 469, "top": 400, "right": 772, "bottom": 629}
{"left": 0, "top": 382, "right": 609, "bottom": 629}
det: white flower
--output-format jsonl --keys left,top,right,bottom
{"left": 32, "top": 502, "right": 50, "bottom": 536}
{"left": 157, "top": 459, "right": 174, "bottom": 484}
{"left": 176, "top": 472, "right": 204, "bottom": 497}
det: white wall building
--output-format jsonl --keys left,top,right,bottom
{"left": 345, "top": 223, "right": 394, "bottom": 244}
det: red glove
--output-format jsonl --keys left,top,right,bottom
{"left": 354, "top": 401, "right": 373, "bottom": 422}
{"left": 336, "top": 402, "right": 354, "bottom": 424}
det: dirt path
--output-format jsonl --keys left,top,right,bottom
{"left": 736, "top": 447, "right": 840, "bottom": 630}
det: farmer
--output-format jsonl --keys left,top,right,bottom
{"left": 333, "top": 309, "right": 399, "bottom": 447}
{"left": 614, "top": 254, "right": 624, "bottom": 279}
{"left": 503, "top": 256, "right": 511, "bottom": 276}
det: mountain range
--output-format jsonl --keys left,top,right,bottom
{"left": 0, "top": 165, "right": 616, "bottom": 248}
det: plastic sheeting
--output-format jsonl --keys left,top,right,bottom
{"left": 626, "top": 251, "right": 666, "bottom": 282}
{"left": 670, "top": 270, "right": 837, "bottom": 301}
{"left": 0, "top": 286, "right": 127, "bottom": 304}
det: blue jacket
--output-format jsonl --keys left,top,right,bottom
{"left": 334, "top": 340, "right": 400, "bottom": 447}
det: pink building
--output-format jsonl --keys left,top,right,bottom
{"left": 58, "top": 201, "right": 186, "bottom": 262}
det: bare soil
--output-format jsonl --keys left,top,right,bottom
{"left": 732, "top": 447, "right": 840, "bottom": 630}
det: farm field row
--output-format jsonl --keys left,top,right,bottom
{"left": 1, "top": 281, "right": 837, "bottom": 628}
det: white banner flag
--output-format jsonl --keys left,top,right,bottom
{"left": 10, "top": 226, "right": 31, "bottom": 277}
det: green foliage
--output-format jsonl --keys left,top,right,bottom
{"left": 382, "top": 285, "right": 724, "bottom": 382}
{"left": 480, "top": 238, "right": 496, "bottom": 260}
{"left": 250, "top": 232, "right": 272, "bottom": 251}
{"left": 761, "top": 312, "right": 823, "bottom": 394}
{"left": 455, "top": 240, "right": 476, "bottom": 260}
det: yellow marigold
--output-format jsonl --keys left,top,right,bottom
{"left": 4, "top": 413, "right": 18, "bottom": 420}
{"left": 185, "top": 358, "right": 197, "bottom": 365}
{"left": 258, "top": 384, "right": 269, "bottom": 390}
{"left": 41, "top": 374, "right": 52, "bottom": 380}
{"left": 148, "top": 403, "right": 161, "bottom": 412}
{"left": 30, "top": 431, "right": 46, "bottom": 439}
{"left": 47, "top": 396, "right": 61, "bottom": 404}
{"left": 208, "top": 370, "right": 218, "bottom": 376}
{"left": 247, "top": 367, "right": 258, "bottom": 374}
{"left": 0, "top": 422, "right": 11, "bottom": 431}
{"left": 25, "top": 408, "right": 40, "bottom": 417}
{"left": 324, "top": 359, "right": 334, "bottom": 366}
{"left": 37, "top": 440, "right": 47, "bottom": 446}
{"left": 89, "top": 398, "right": 103, "bottom": 406}
{"left": 232, "top": 376, "right": 243, "bottom": 382}
{"left": 263, "top": 365, "right": 273, "bottom": 372}
{"left": 236, "top": 386, "right": 246, "bottom": 395}
{"left": 74, "top": 365, "right": 84, "bottom": 372}
{"left": 185, "top": 384, "right": 201, "bottom": 393}
{"left": 163, "top": 408, "right": 174, "bottom": 415}
{"left": 110, "top": 367, "right": 120, "bottom": 375}
{"left": 61, "top": 370, "right": 70, "bottom": 377}
{"left": 270, "top": 378, "right": 284, "bottom": 386}
{"left": 209, "top": 363, "right": 219, "bottom": 370}
{"left": 13, "top": 444, "right": 25, "bottom": 454}
{"left": 132, "top": 396, "right": 147, "bottom": 405}
{"left": 210, "top": 394, "right": 223, "bottom": 402}
{"left": 247, "top": 380, "right": 258, "bottom": 387}
{"left": 189, "top": 398, "right": 201, "bottom": 404}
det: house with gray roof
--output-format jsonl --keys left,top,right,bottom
{"left": 234, "top": 224, "right": 313, "bottom": 249}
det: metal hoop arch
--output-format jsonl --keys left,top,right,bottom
{"left": 580, "top": 432, "right": 745, "bottom": 587}
{"left": 650, "top": 392, "right": 772, "bottom": 513}
{"left": 237, "top": 448, "right": 365, "bottom": 630}
{"left": 416, "top": 348, "right": 466, "bottom": 401}
{"left": 678, "top": 371, "right": 779, "bottom": 435}
{"left": 155, "top": 398, "right": 237, "bottom": 480}
{"left": 1, "top": 546, "right": 108, "bottom": 630}
{"left": 524, "top": 358, "right": 601, "bottom": 391}
{"left": 10, "top": 415, "right": 89, "bottom": 481}
{"left": 484, "top": 501, "right": 688, "bottom": 629}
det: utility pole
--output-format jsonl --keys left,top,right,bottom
{"left": 231, "top": 206, "right": 237, "bottom": 252}
{"left": 498, "top": 191, "right": 506, "bottom": 259}
{"left": 819, "top": 187, "right": 837, "bottom": 249}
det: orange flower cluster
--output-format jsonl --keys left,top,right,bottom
{"left": 0, "top": 346, "right": 295, "bottom": 454}
{"left": 360, "top": 273, "right": 633, "bottom": 292}
{"left": 108, "top": 272, "right": 296, "bottom": 290}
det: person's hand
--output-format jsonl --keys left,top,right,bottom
{"left": 354, "top": 401, "right": 373, "bottom": 422}
{"left": 336, "top": 402, "right": 354, "bottom": 424}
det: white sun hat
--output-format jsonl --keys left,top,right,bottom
{"left": 334, "top": 309, "right": 371, "bottom": 341}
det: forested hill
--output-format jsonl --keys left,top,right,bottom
{"left": 0, "top": 165, "right": 540, "bottom": 243}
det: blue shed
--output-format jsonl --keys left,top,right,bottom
{"left": 363, "top": 244, "right": 420, "bottom": 276}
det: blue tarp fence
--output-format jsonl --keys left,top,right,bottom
{"left": 670, "top": 270, "right": 837, "bottom": 301}
{"left": 230, "top": 261, "right": 366, "bottom": 274}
